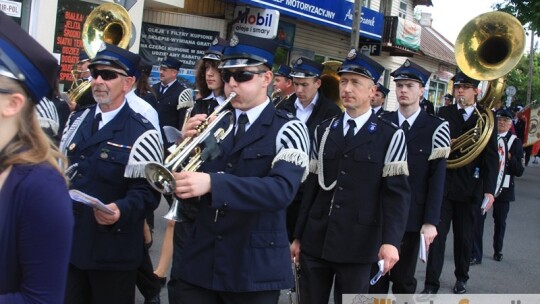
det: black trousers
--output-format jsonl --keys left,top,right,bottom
{"left": 369, "top": 231, "right": 421, "bottom": 294}
{"left": 299, "top": 251, "right": 371, "bottom": 304}
{"left": 65, "top": 264, "right": 137, "bottom": 304}
{"left": 167, "top": 278, "right": 280, "bottom": 304}
{"left": 471, "top": 206, "right": 487, "bottom": 261}
{"left": 493, "top": 199, "right": 510, "bottom": 254}
{"left": 425, "top": 198, "right": 476, "bottom": 290}
{"left": 136, "top": 246, "right": 161, "bottom": 300}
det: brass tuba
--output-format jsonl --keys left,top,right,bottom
{"left": 448, "top": 11, "right": 525, "bottom": 169}
{"left": 68, "top": 3, "right": 132, "bottom": 103}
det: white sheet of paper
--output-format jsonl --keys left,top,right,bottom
{"left": 481, "top": 196, "right": 489, "bottom": 215}
{"left": 419, "top": 233, "right": 428, "bottom": 263}
{"left": 69, "top": 189, "right": 115, "bottom": 215}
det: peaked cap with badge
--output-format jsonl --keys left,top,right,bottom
{"left": 89, "top": 42, "right": 141, "bottom": 77}
{"left": 376, "top": 83, "right": 390, "bottom": 97}
{"left": 274, "top": 64, "right": 292, "bottom": 79}
{"left": 0, "top": 11, "right": 59, "bottom": 103}
{"left": 203, "top": 36, "right": 227, "bottom": 61}
{"left": 451, "top": 71, "right": 480, "bottom": 87}
{"left": 160, "top": 56, "right": 183, "bottom": 70}
{"left": 391, "top": 59, "right": 431, "bottom": 86}
{"left": 337, "top": 48, "right": 384, "bottom": 83}
{"left": 290, "top": 57, "right": 323, "bottom": 78}
{"left": 220, "top": 33, "right": 278, "bottom": 69}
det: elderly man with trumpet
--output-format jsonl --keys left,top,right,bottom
{"left": 161, "top": 33, "right": 309, "bottom": 304}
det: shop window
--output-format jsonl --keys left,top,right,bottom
{"left": 398, "top": 0, "right": 407, "bottom": 19}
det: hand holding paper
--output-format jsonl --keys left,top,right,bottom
{"left": 481, "top": 193, "right": 495, "bottom": 215}
{"left": 419, "top": 233, "right": 428, "bottom": 263}
{"left": 69, "top": 189, "right": 115, "bottom": 215}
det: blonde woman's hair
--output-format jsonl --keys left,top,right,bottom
{"left": 0, "top": 76, "right": 68, "bottom": 183}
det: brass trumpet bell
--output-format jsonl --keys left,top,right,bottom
{"left": 455, "top": 11, "right": 525, "bottom": 81}
{"left": 145, "top": 163, "right": 176, "bottom": 195}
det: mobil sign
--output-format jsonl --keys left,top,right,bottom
{"left": 232, "top": 6, "right": 280, "bottom": 39}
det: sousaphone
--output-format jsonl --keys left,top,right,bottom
{"left": 448, "top": 11, "right": 525, "bottom": 169}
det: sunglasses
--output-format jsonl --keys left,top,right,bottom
{"left": 91, "top": 69, "right": 129, "bottom": 81}
{"left": 221, "top": 70, "right": 266, "bottom": 83}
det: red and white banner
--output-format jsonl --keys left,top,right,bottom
{"left": 517, "top": 105, "right": 540, "bottom": 147}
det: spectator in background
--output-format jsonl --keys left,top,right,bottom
{"left": 0, "top": 11, "right": 73, "bottom": 303}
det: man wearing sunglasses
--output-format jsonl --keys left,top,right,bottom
{"left": 60, "top": 43, "right": 163, "bottom": 304}
{"left": 167, "top": 33, "right": 310, "bottom": 304}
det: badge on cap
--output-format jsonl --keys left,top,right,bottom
{"left": 212, "top": 37, "right": 219, "bottom": 45}
{"left": 346, "top": 49, "right": 357, "bottom": 60}
{"left": 404, "top": 60, "right": 410, "bottom": 67}
{"left": 229, "top": 34, "right": 239, "bottom": 47}
{"left": 368, "top": 122, "right": 377, "bottom": 134}
{"left": 296, "top": 58, "right": 303, "bottom": 65}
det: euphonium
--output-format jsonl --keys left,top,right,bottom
{"left": 144, "top": 92, "right": 237, "bottom": 195}
{"left": 448, "top": 11, "right": 525, "bottom": 169}
{"left": 68, "top": 3, "right": 132, "bottom": 103}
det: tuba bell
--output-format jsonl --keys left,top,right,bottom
{"left": 68, "top": 3, "right": 132, "bottom": 103}
{"left": 448, "top": 11, "right": 525, "bottom": 169}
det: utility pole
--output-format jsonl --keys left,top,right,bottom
{"left": 350, "top": 0, "right": 363, "bottom": 50}
{"left": 526, "top": 30, "right": 535, "bottom": 105}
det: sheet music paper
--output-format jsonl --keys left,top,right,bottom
{"left": 69, "top": 189, "right": 115, "bottom": 215}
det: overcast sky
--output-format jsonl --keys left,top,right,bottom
{"left": 417, "top": 0, "right": 537, "bottom": 52}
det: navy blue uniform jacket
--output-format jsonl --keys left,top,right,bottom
{"left": 295, "top": 113, "right": 410, "bottom": 263}
{"left": 176, "top": 102, "right": 309, "bottom": 292}
{"left": 64, "top": 103, "right": 160, "bottom": 270}
{"left": 498, "top": 132, "right": 525, "bottom": 201}
{"left": 382, "top": 110, "right": 448, "bottom": 231}
{"left": 437, "top": 104, "right": 498, "bottom": 202}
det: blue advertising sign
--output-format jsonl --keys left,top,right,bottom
{"left": 227, "top": 0, "right": 384, "bottom": 41}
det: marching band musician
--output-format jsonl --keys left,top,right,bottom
{"left": 168, "top": 33, "right": 309, "bottom": 304}
{"left": 0, "top": 12, "right": 73, "bottom": 303}
{"left": 60, "top": 43, "right": 163, "bottom": 304}
{"left": 370, "top": 60, "right": 450, "bottom": 295}
{"left": 371, "top": 83, "right": 389, "bottom": 116}
{"left": 152, "top": 56, "right": 188, "bottom": 153}
{"left": 153, "top": 37, "right": 228, "bottom": 290}
{"left": 277, "top": 57, "right": 342, "bottom": 241}
{"left": 72, "top": 50, "right": 96, "bottom": 110}
{"left": 271, "top": 64, "right": 295, "bottom": 107}
{"left": 291, "top": 49, "right": 410, "bottom": 304}
{"left": 421, "top": 71, "right": 498, "bottom": 295}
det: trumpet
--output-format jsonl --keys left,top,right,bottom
{"left": 271, "top": 88, "right": 282, "bottom": 100}
{"left": 144, "top": 92, "right": 237, "bottom": 196}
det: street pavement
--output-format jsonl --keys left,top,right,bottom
{"left": 138, "top": 162, "right": 540, "bottom": 303}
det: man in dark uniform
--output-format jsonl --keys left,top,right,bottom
{"left": 151, "top": 56, "right": 187, "bottom": 151}
{"left": 421, "top": 71, "right": 498, "bottom": 295}
{"left": 291, "top": 49, "right": 410, "bottom": 304}
{"left": 370, "top": 59, "right": 450, "bottom": 295}
{"left": 420, "top": 95, "right": 435, "bottom": 115}
{"left": 276, "top": 57, "right": 342, "bottom": 241}
{"left": 371, "top": 83, "right": 389, "bottom": 116}
{"left": 168, "top": 33, "right": 310, "bottom": 304}
{"left": 271, "top": 64, "right": 295, "bottom": 107}
{"left": 60, "top": 43, "right": 163, "bottom": 304}
{"left": 470, "top": 108, "right": 524, "bottom": 264}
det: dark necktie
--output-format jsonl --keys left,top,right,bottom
{"left": 458, "top": 108, "right": 466, "bottom": 121}
{"left": 235, "top": 113, "right": 248, "bottom": 144}
{"left": 401, "top": 120, "right": 410, "bottom": 137}
{"left": 91, "top": 113, "right": 102, "bottom": 135}
{"left": 345, "top": 119, "right": 356, "bottom": 142}
{"left": 208, "top": 98, "right": 219, "bottom": 114}
{"left": 160, "top": 84, "right": 168, "bottom": 94}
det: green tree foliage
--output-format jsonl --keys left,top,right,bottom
{"left": 504, "top": 52, "right": 540, "bottom": 106}
{"left": 493, "top": 0, "right": 540, "bottom": 33}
